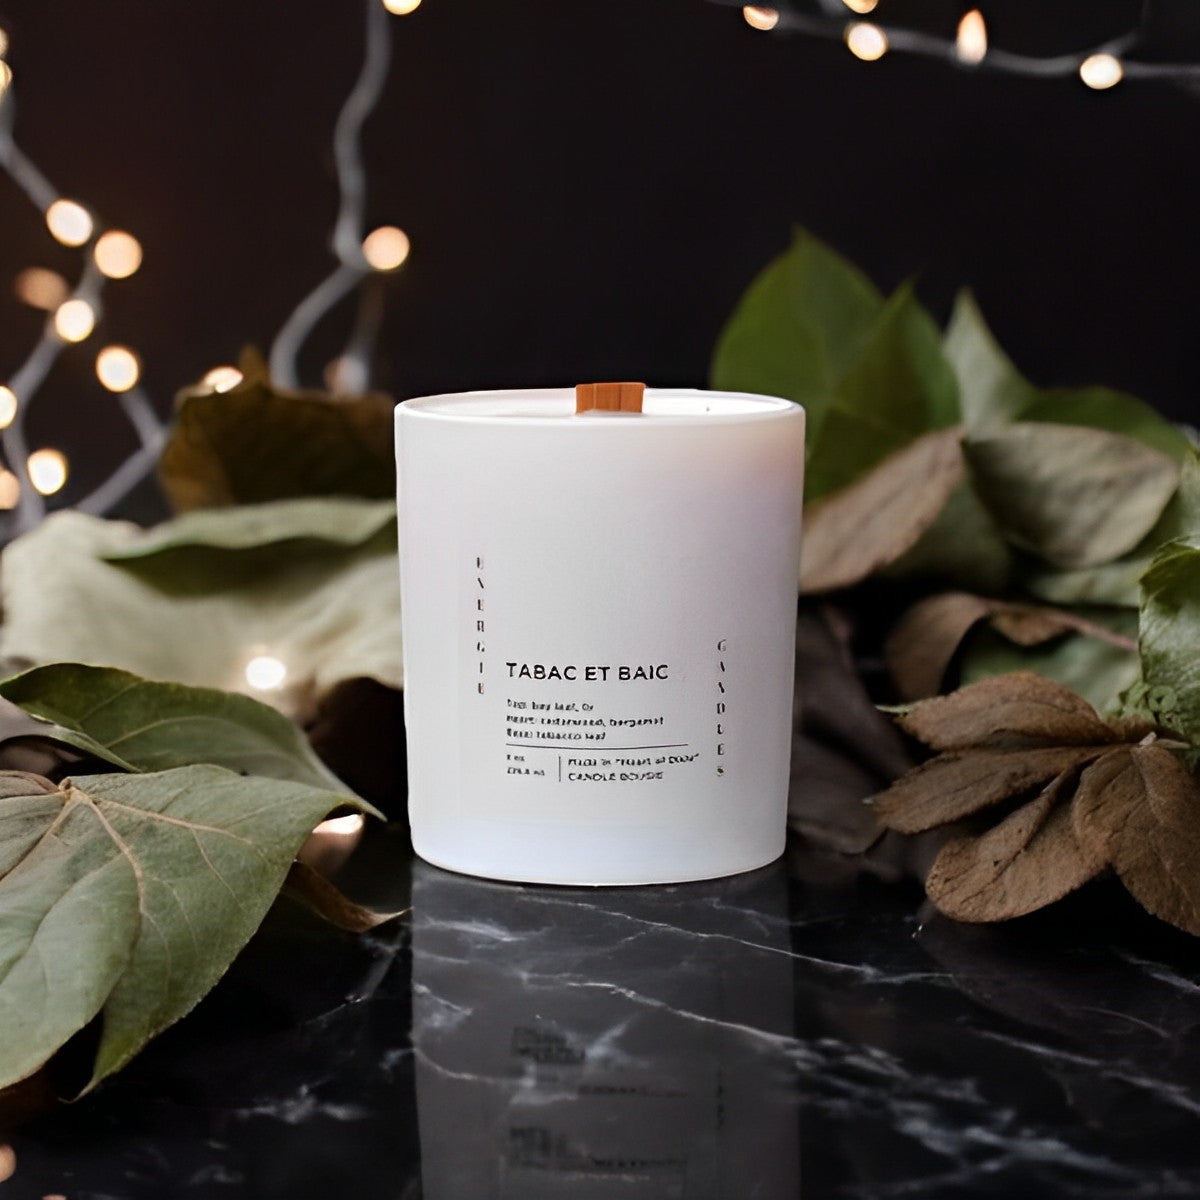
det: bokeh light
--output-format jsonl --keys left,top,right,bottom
{"left": 845, "top": 21, "right": 888, "bottom": 61}
{"left": 1080, "top": 53, "right": 1123, "bottom": 89}
{"left": 382, "top": 0, "right": 422, "bottom": 13}
{"left": 0, "top": 385, "right": 17, "bottom": 429}
{"left": 53, "top": 298, "right": 96, "bottom": 342}
{"left": 244, "top": 654, "right": 288, "bottom": 691}
{"left": 362, "top": 225, "right": 411, "bottom": 271}
{"left": 93, "top": 230, "right": 143, "bottom": 279}
{"left": 28, "top": 448, "right": 67, "bottom": 496}
{"left": 956, "top": 10, "right": 987, "bottom": 65}
{"left": 96, "top": 345, "right": 141, "bottom": 393}
{"left": 45, "top": 199, "right": 93, "bottom": 247}
{"left": 742, "top": 6, "right": 779, "bottom": 31}
{"left": 0, "top": 470, "right": 18, "bottom": 510}
{"left": 13, "top": 266, "right": 69, "bottom": 311}
{"left": 201, "top": 365, "right": 243, "bottom": 393}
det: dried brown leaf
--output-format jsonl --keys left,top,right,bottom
{"left": 925, "top": 773, "right": 1106, "bottom": 921}
{"left": 282, "top": 861, "right": 406, "bottom": 933}
{"left": 886, "top": 593, "right": 1138, "bottom": 701}
{"left": 871, "top": 744, "right": 1107, "bottom": 834}
{"left": 799, "top": 427, "right": 965, "bottom": 594}
{"left": 1072, "top": 744, "right": 1200, "bottom": 935}
{"left": 897, "top": 671, "right": 1117, "bottom": 751}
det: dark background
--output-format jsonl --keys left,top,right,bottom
{"left": 1, "top": 0, "right": 1199, "bottom": 505}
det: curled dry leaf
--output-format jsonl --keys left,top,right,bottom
{"left": 925, "top": 773, "right": 1106, "bottom": 921}
{"left": 871, "top": 744, "right": 1108, "bottom": 835}
{"left": 874, "top": 671, "right": 1200, "bottom": 934}
{"left": 799, "top": 427, "right": 965, "bottom": 594}
{"left": 895, "top": 670, "right": 1120, "bottom": 751}
{"left": 283, "top": 861, "right": 406, "bottom": 933}
{"left": 886, "top": 591, "right": 1139, "bottom": 700}
{"left": 1072, "top": 744, "right": 1200, "bottom": 936}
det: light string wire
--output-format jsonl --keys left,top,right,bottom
{"left": 727, "top": 2, "right": 1200, "bottom": 88}
{"left": 0, "top": 0, "right": 412, "bottom": 539}
{"left": 269, "top": 0, "right": 395, "bottom": 390}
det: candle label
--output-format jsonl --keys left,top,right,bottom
{"left": 463, "top": 549, "right": 730, "bottom": 813}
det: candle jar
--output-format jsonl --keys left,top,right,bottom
{"left": 395, "top": 386, "right": 805, "bottom": 885}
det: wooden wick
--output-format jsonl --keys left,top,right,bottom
{"left": 575, "top": 381, "right": 645, "bottom": 414}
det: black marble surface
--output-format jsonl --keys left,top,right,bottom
{"left": 4, "top": 824, "right": 1200, "bottom": 1199}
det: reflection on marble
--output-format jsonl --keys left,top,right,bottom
{"left": 2, "top": 827, "right": 1200, "bottom": 1198}
{"left": 411, "top": 862, "right": 800, "bottom": 1199}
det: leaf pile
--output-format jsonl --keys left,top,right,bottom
{"left": 870, "top": 672, "right": 1200, "bottom": 935}
{"left": 0, "top": 664, "right": 395, "bottom": 1097}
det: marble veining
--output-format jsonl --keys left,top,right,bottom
{"left": 4, "top": 828, "right": 1200, "bottom": 1198}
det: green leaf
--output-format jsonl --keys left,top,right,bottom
{"left": 710, "top": 228, "right": 883, "bottom": 425}
{"left": 966, "top": 423, "right": 1180, "bottom": 569}
{"left": 100, "top": 497, "right": 396, "bottom": 562}
{"left": 1137, "top": 535, "right": 1200, "bottom": 742}
{"left": 160, "top": 350, "right": 395, "bottom": 511}
{"left": 944, "top": 292, "right": 1190, "bottom": 460}
{"left": 959, "top": 608, "right": 1141, "bottom": 717}
{"left": 942, "top": 290, "right": 1035, "bottom": 434}
{"left": 0, "top": 765, "right": 378, "bottom": 1091}
{"left": 1020, "top": 387, "right": 1193, "bottom": 463}
{"left": 0, "top": 664, "right": 354, "bottom": 793}
{"left": 0, "top": 508, "right": 404, "bottom": 719}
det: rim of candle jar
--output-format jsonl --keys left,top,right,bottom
{"left": 396, "top": 387, "right": 803, "bottom": 425}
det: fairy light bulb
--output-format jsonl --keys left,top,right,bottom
{"left": 201, "top": 365, "right": 243, "bottom": 393}
{"left": 45, "top": 200, "right": 93, "bottom": 248}
{"left": 956, "top": 9, "right": 987, "bottom": 65}
{"left": 1080, "top": 53, "right": 1123, "bottom": 89}
{"left": 382, "top": 0, "right": 421, "bottom": 12}
{"left": 0, "top": 385, "right": 16, "bottom": 429}
{"left": 846, "top": 21, "right": 888, "bottom": 61}
{"left": 244, "top": 654, "right": 288, "bottom": 691}
{"left": 27, "top": 448, "right": 67, "bottom": 496}
{"left": 13, "top": 267, "right": 68, "bottom": 311}
{"left": 96, "top": 345, "right": 141, "bottom": 393}
{"left": 0, "top": 60, "right": 11, "bottom": 97}
{"left": 841, "top": 0, "right": 878, "bottom": 13}
{"left": 742, "top": 6, "right": 780, "bottom": 31}
{"left": 93, "top": 230, "right": 143, "bottom": 279}
{"left": 0, "top": 470, "right": 18, "bottom": 510}
{"left": 362, "top": 225, "right": 411, "bottom": 271}
{"left": 53, "top": 298, "right": 96, "bottom": 343}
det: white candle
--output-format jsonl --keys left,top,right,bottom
{"left": 395, "top": 386, "right": 805, "bottom": 885}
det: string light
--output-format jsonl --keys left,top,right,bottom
{"left": 53, "top": 298, "right": 96, "bottom": 343}
{"left": 956, "top": 10, "right": 987, "bottom": 66}
{"left": 743, "top": 7, "right": 780, "bottom": 32}
{"left": 27, "top": 448, "right": 67, "bottom": 496}
{"left": 714, "top": 2, "right": 1200, "bottom": 88}
{"left": 13, "top": 267, "right": 69, "bottom": 311}
{"left": 201, "top": 365, "right": 244, "bottom": 393}
{"left": 0, "top": 61, "right": 11, "bottom": 97}
{"left": 93, "top": 230, "right": 143, "bottom": 279}
{"left": 381, "top": 0, "right": 422, "bottom": 12}
{"left": 45, "top": 199, "right": 94, "bottom": 248}
{"left": 1080, "top": 52, "right": 1124, "bottom": 90}
{"left": 846, "top": 21, "right": 888, "bottom": 61}
{"left": 0, "top": 470, "right": 18, "bottom": 510}
{"left": 96, "top": 346, "right": 141, "bottom": 393}
{"left": 244, "top": 654, "right": 288, "bottom": 691}
{"left": 0, "top": 386, "right": 16, "bottom": 429}
{"left": 362, "top": 225, "right": 411, "bottom": 271}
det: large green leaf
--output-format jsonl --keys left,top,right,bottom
{"left": 159, "top": 351, "right": 395, "bottom": 511}
{"left": 942, "top": 290, "right": 1035, "bottom": 434}
{"left": 0, "top": 765, "right": 376, "bottom": 1090}
{"left": 0, "top": 507, "right": 404, "bottom": 720}
{"left": 944, "top": 290, "right": 1190, "bottom": 459}
{"left": 710, "top": 227, "right": 882, "bottom": 435}
{"left": 0, "top": 664, "right": 352, "bottom": 792}
{"left": 966, "top": 423, "right": 1180, "bottom": 569}
{"left": 1137, "top": 536, "right": 1200, "bottom": 742}
{"left": 806, "top": 284, "right": 960, "bottom": 498}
